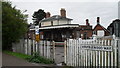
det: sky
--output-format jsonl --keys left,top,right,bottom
{"left": 9, "top": 0, "right": 120, "bottom": 28}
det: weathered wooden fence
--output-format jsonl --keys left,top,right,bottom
{"left": 12, "top": 39, "right": 66, "bottom": 64}
{"left": 12, "top": 39, "right": 54, "bottom": 60}
{"left": 65, "top": 35, "right": 120, "bottom": 67}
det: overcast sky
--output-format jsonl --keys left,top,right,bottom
{"left": 9, "top": 0, "right": 119, "bottom": 28}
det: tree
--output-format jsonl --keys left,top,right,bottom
{"left": 2, "top": 1, "right": 28, "bottom": 50}
{"left": 32, "top": 9, "right": 46, "bottom": 25}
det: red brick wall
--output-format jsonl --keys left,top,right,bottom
{"left": 80, "top": 30, "right": 93, "bottom": 39}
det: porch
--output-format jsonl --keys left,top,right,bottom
{"left": 39, "top": 24, "right": 80, "bottom": 42}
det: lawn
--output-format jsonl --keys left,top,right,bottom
{"left": 3, "top": 50, "right": 54, "bottom": 64}
{"left": 3, "top": 50, "right": 31, "bottom": 59}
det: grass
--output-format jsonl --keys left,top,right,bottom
{"left": 3, "top": 50, "right": 74, "bottom": 67}
{"left": 3, "top": 50, "right": 54, "bottom": 64}
{"left": 3, "top": 50, "right": 31, "bottom": 59}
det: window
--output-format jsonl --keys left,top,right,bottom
{"left": 93, "top": 31, "right": 96, "bottom": 34}
{"left": 97, "top": 30, "right": 104, "bottom": 36}
{"left": 83, "top": 32, "right": 87, "bottom": 39}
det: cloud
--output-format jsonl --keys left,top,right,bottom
{"left": 11, "top": 1, "right": 118, "bottom": 28}
{"left": 9, "top": 0, "right": 119, "bottom": 2}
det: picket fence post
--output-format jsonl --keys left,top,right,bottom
{"left": 53, "top": 41, "right": 55, "bottom": 62}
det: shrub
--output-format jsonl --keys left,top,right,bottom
{"left": 26, "top": 52, "right": 54, "bottom": 64}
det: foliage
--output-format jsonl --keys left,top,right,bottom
{"left": 32, "top": 9, "right": 46, "bottom": 25}
{"left": 3, "top": 50, "right": 31, "bottom": 59}
{"left": 26, "top": 52, "right": 54, "bottom": 64}
{"left": 2, "top": 1, "right": 28, "bottom": 50}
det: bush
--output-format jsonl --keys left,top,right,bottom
{"left": 26, "top": 52, "right": 54, "bottom": 64}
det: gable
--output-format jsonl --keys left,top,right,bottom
{"left": 93, "top": 24, "right": 110, "bottom": 36}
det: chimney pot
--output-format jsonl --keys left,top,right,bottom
{"left": 97, "top": 17, "right": 100, "bottom": 24}
{"left": 86, "top": 19, "right": 90, "bottom": 26}
{"left": 60, "top": 8, "right": 66, "bottom": 17}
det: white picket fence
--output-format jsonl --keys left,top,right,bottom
{"left": 65, "top": 35, "right": 120, "bottom": 67}
{"left": 12, "top": 39, "right": 54, "bottom": 60}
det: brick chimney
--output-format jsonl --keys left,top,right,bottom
{"left": 46, "top": 12, "right": 51, "bottom": 18}
{"left": 60, "top": 8, "right": 66, "bottom": 17}
{"left": 86, "top": 19, "right": 90, "bottom": 26}
{"left": 97, "top": 17, "right": 100, "bottom": 24}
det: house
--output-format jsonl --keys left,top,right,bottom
{"left": 39, "top": 8, "right": 80, "bottom": 41}
{"left": 79, "top": 19, "right": 93, "bottom": 39}
{"left": 27, "top": 23, "right": 35, "bottom": 40}
{"left": 93, "top": 17, "right": 110, "bottom": 36}
{"left": 107, "top": 19, "right": 120, "bottom": 37}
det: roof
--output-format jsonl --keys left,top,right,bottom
{"left": 79, "top": 25, "right": 92, "bottom": 28}
{"left": 30, "top": 24, "right": 79, "bottom": 30}
{"left": 79, "top": 25, "right": 92, "bottom": 30}
{"left": 29, "top": 24, "right": 35, "bottom": 29}
{"left": 40, "top": 15, "right": 73, "bottom": 22}
{"left": 93, "top": 24, "right": 110, "bottom": 33}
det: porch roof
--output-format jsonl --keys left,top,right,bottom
{"left": 30, "top": 24, "right": 79, "bottom": 30}
{"left": 39, "top": 24, "right": 79, "bottom": 30}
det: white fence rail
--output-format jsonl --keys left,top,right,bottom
{"left": 12, "top": 39, "right": 54, "bottom": 60}
{"left": 65, "top": 35, "right": 120, "bottom": 67}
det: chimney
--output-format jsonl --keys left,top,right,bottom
{"left": 60, "top": 8, "right": 66, "bottom": 17}
{"left": 86, "top": 19, "right": 90, "bottom": 26}
{"left": 46, "top": 12, "right": 51, "bottom": 18}
{"left": 97, "top": 17, "right": 100, "bottom": 24}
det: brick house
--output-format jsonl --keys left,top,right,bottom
{"left": 39, "top": 8, "right": 80, "bottom": 41}
{"left": 93, "top": 17, "right": 110, "bottom": 36}
{"left": 79, "top": 19, "right": 93, "bottom": 39}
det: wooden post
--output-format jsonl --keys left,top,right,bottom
{"left": 29, "top": 39, "right": 31, "bottom": 55}
{"left": 118, "top": 38, "right": 120, "bottom": 68}
{"left": 91, "top": 41, "right": 93, "bottom": 67}
{"left": 104, "top": 40, "right": 107, "bottom": 67}
{"left": 108, "top": 40, "right": 110, "bottom": 67}
{"left": 85, "top": 42, "right": 88, "bottom": 67}
{"left": 53, "top": 41, "right": 55, "bottom": 62}
{"left": 25, "top": 39, "right": 27, "bottom": 55}
{"left": 80, "top": 39, "right": 82, "bottom": 66}
{"left": 101, "top": 40, "right": 104, "bottom": 67}
{"left": 74, "top": 39, "right": 77, "bottom": 66}
{"left": 95, "top": 40, "right": 98, "bottom": 67}
{"left": 93, "top": 40, "right": 96, "bottom": 67}
{"left": 111, "top": 40, "right": 114, "bottom": 67}
{"left": 46, "top": 41, "right": 48, "bottom": 58}
{"left": 98, "top": 40, "right": 101, "bottom": 67}
{"left": 76, "top": 40, "right": 78, "bottom": 66}
{"left": 64, "top": 40, "right": 67, "bottom": 64}
{"left": 70, "top": 39, "right": 72, "bottom": 66}
{"left": 114, "top": 36, "right": 117, "bottom": 67}
{"left": 35, "top": 41, "right": 38, "bottom": 53}
{"left": 43, "top": 41, "right": 45, "bottom": 57}
{"left": 32, "top": 40, "right": 35, "bottom": 55}
{"left": 78, "top": 40, "right": 81, "bottom": 66}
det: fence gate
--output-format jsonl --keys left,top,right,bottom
{"left": 65, "top": 35, "right": 120, "bottom": 67}
{"left": 53, "top": 42, "right": 65, "bottom": 64}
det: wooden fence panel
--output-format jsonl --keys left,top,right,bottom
{"left": 65, "top": 35, "right": 120, "bottom": 67}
